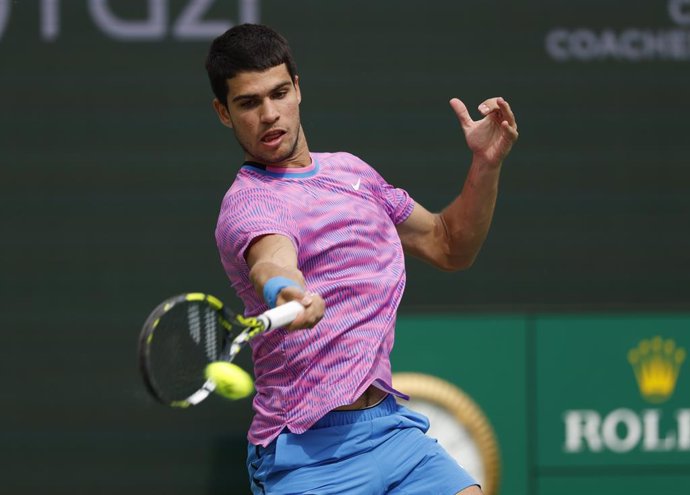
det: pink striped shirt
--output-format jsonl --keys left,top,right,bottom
{"left": 215, "top": 152, "right": 414, "bottom": 446}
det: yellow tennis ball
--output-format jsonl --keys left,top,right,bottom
{"left": 205, "top": 362, "right": 254, "bottom": 400}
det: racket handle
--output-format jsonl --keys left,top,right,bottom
{"left": 258, "top": 300, "right": 304, "bottom": 330}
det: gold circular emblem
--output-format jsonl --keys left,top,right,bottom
{"left": 392, "top": 372, "right": 501, "bottom": 495}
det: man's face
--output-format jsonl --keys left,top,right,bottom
{"left": 216, "top": 64, "right": 303, "bottom": 166}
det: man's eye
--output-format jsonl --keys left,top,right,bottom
{"left": 240, "top": 100, "right": 258, "bottom": 109}
{"left": 273, "top": 91, "right": 287, "bottom": 99}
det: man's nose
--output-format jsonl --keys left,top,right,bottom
{"left": 260, "top": 99, "right": 279, "bottom": 123}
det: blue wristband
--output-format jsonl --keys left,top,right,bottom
{"left": 263, "top": 276, "right": 301, "bottom": 308}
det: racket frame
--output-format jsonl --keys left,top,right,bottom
{"left": 138, "top": 293, "right": 303, "bottom": 408}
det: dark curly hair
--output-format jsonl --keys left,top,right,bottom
{"left": 205, "top": 24, "right": 298, "bottom": 106}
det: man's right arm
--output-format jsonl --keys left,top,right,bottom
{"left": 246, "top": 234, "right": 324, "bottom": 330}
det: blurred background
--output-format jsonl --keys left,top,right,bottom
{"left": 2, "top": 1, "right": 689, "bottom": 493}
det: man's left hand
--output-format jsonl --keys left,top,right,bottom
{"left": 450, "top": 97, "right": 519, "bottom": 167}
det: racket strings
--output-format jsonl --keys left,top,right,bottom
{"left": 203, "top": 306, "right": 218, "bottom": 361}
{"left": 187, "top": 304, "right": 202, "bottom": 344}
{"left": 149, "top": 302, "right": 228, "bottom": 401}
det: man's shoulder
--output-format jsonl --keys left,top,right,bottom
{"left": 219, "top": 174, "right": 278, "bottom": 212}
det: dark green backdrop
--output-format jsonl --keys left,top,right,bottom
{"left": 2, "top": 1, "right": 689, "bottom": 493}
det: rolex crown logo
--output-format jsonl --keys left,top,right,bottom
{"left": 628, "top": 336, "right": 686, "bottom": 404}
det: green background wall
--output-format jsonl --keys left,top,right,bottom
{"left": 393, "top": 315, "right": 690, "bottom": 495}
{"left": 2, "top": 1, "right": 689, "bottom": 493}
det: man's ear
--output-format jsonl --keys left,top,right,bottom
{"left": 294, "top": 75, "right": 301, "bottom": 105}
{"left": 212, "top": 98, "right": 233, "bottom": 128}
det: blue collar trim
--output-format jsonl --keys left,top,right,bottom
{"left": 242, "top": 159, "right": 320, "bottom": 179}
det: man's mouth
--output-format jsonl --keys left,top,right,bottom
{"left": 261, "top": 130, "right": 286, "bottom": 145}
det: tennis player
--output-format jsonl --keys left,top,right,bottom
{"left": 206, "top": 24, "right": 517, "bottom": 495}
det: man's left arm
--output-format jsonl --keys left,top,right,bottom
{"left": 397, "top": 97, "right": 518, "bottom": 271}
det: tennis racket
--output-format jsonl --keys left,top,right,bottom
{"left": 138, "top": 292, "right": 303, "bottom": 408}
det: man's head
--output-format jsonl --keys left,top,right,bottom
{"left": 206, "top": 24, "right": 298, "bottom": 108}
{"left": 206, "top": 24, "right": 307, "bottom": 167}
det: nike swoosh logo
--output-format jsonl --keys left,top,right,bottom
{"left": 352, "top": 178, "right": 361, "bottom": 191}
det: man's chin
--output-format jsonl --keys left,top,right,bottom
{"left": 253, "top": 141, "right": 300, "bottom": 166}
{"left": 240, "top": 131, "right": 301, "bottom": 166}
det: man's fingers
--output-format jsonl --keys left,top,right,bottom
{"left": 497, "top": 97, "right": 517, "bottom": 130}
{"left": 479, "top": 97, "right": 517, "bottom": 126}
{"left": 478, "top": 98, "right": 495, "bottom": 116}
{"left": 501, "top": 120, "right": 519, "bottom": 142}
{"left": 300, "top": 291, "right": 314, "bottom": 306}
{"left": 288, "top": 306, "right": 322, "bottom": 330}
{"left": 287, "top": 308, "right": 307, "bottom": 329}
{"left": 278, "top": 289, "right": 324, "bottom": 330}
{"left": 449, "top": 98, "right": 473, "bottom": 128}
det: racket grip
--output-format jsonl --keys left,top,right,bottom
{"left": 259, "top": 300, "right": 304, "bottom": 330}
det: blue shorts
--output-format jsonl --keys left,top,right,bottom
{"left": 247, "top": 395, "right": 478, "bottom": 494}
